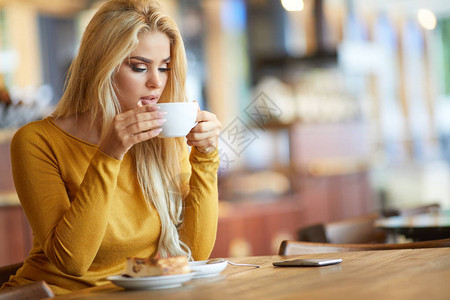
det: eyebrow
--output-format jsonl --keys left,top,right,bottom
{"left": 130, "top": 56, "right": 171, "bottom": 63}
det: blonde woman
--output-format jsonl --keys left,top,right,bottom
{"left": 1, "top": 0, "right": 221, "bottom": 294}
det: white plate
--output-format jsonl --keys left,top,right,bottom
{"left": 107, "top": 272, "right": 195, "bottom": 290}
{"left": 189, "top": 260, "right": 227, "bottom": 278}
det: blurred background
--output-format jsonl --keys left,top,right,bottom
{"left": 0, "top": 0, "right": 450, "bottom": 261}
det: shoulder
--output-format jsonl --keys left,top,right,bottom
{"left": 11, "top": 117, "right": 55, "bottom": 151}
{"left": 12, "top": 118, "right": 51, "bottom": 141}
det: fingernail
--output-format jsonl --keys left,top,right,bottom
{"left": 157, "top": 111, "right": 167, "bottom": 116}
{"left": 157, "top": 118, "right": 167, "bottom": 124}
{"left": 155, "top": 128, "right": 163, "bottom": 134}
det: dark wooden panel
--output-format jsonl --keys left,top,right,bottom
{"left": 0, "top": 142, "right": 14, "bottom": 192}
{"left": 297, "top": 176, "right": 332, "bottom": 225}
{"left": 211, "top": 196, "right": 305, "bottom": 258}
{"left": 0, "top": 206, "right": 33, "bottom": 266}
{"left": 0, "top": 207, "right": 26, "bottom": 265}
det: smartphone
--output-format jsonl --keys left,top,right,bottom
{"left": 273, "top": 258, "right": 342, "bottom": 267}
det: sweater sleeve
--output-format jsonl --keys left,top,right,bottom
{"left": 179, "top": 145, "right": 220, "bottom": 261}
{"left": 10, "top": 124, "right": 121, "bottom": 276}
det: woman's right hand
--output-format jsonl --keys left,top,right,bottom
{"left": 98, "top": 104, "right": 166, "bottom": 160}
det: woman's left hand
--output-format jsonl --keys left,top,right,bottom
{"left": 186, "top": 110, "right": 221, "bottom": 154}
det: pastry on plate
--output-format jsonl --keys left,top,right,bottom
{"left": 124, "top": 255, "right": 190, "bottom": 277}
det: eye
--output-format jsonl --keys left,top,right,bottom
{"left": 130, "top": 63, "right": 147, "bottom": 73}
{"left": 132, "top": 66, "right": 147, "bottom": 73}
{"left": 158, "top": 63, "right": 171, "bottom": 72}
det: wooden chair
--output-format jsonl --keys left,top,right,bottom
{"left": 279, "top": 238, "right": 450, "bottom": 255}
{"left": 297, "top": 224, "right": 328, "bottom": 243}
{"left": 0, "top": 281, "right": 54, "bottom": 299}
{"left": 0, "top": 262, "right": 23, "bottom": 286}
{"left": 297, "top": 212, "right": 386, "bottom": 244}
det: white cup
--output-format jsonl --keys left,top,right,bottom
{"left": 156, "top": 102, "right": 198, "bottom": 138}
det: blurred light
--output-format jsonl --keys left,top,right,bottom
{"left": 281, "top": 0, "right": 304, "bottom": 12}
{"left": 417, "top": 8, "right": 437, "bottom": 30}
{"left": 0, "top": 50, "right": 19, "bottom": 73}
{"left": 221, "top": 0, "right": 246, "bottom": 32}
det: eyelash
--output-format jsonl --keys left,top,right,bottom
{"left": 130, "top": 65, "right": 171, "bottom": 73}
{"left": 131, "top": 66, "right": 146, "bottom": 72}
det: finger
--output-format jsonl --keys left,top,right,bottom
{"left": 195, "top": 111, "right": 222, "bottom": 128}
{"left": 190, "top": 119, "right": 222, "bottom": 134}
{"left": 127, "top": 118, "right": 166, "bottom": 134}
{"left": 187, "top": 123, "right": 221, "bottom": 142}
{"left": 186, "top": 130, "right": 211, "bottom": 141}
{"left": 129, "top": 128, "right": 163, "bottom": 144}
{"left": 187, "top": 138, "right": 218, "bottom": 152}
{"left": 195, "top": 110, "right": 211, "bottom": 122}
{"left": 189, "top": 121, "right": 213, "bottom": 133}
{"left": 117, "top": 108, "right": 166, "bottom": 132}
{"left": 116, "top": 104, "right": 159, "bottom": 122}
{"left": 130, "top": 110, "right": 167, "bottom": 124}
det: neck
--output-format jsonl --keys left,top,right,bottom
{"left": 52, "top": 111, "right": 103, "bottom": 145}
{"left": 77, "top": 112, "right": 103, "bottom": 144}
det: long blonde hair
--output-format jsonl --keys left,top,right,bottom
{"left": 53, "top": 0, "right": 191, "bottom": 259}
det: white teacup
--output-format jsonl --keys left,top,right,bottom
{"left": 156, "top": 102, "right": 198, "bottom": 138}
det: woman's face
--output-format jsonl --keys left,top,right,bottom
{"left": 115, "top": 31, "right": 171, "bottom": 111}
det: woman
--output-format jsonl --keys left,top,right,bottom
{"left": 1, "top": 0, "right": 221, "bottom": 294}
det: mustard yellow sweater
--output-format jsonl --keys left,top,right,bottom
{"left": 1, "top": 117, "right": 219, "bottom": 294}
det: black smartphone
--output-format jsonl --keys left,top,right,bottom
{"left": 273, "top": 258, "right": 343, "bottom": 267}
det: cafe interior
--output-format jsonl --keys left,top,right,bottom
{"left": 0, "top": 0, "right": 449, "bottom": 298}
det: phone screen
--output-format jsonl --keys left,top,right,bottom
{"left": 273, "top": 258, "right": 342, "bottom": 267}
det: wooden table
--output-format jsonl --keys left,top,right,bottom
{"left": 46, "top": 248, "right": 450, "bottom": 300}
{"left": 375, "top": 210, "right": 450, "bottom": 241}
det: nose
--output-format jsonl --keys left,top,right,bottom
{"left": 146, "top": 69, "right": 163, "bottom": 89}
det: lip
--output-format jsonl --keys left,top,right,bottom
{"left": 140, "top": 95, "right": 160, "bottom": 105}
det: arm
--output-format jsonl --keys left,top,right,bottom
{"left": 11, "top": 124, "right": 121, "bottom": 276}
{"left": 179, "top": 146, "right": 220, "bottom": 260}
